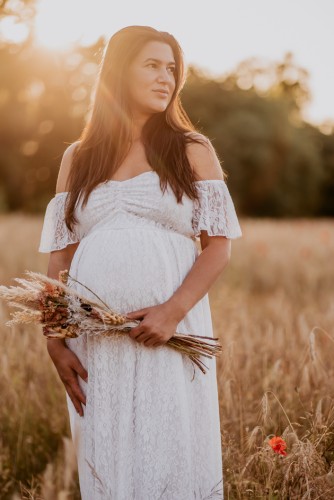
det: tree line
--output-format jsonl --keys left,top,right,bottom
{"left": 0, "top": 36, "right": 333, "bottom": 216}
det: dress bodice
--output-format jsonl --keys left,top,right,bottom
{"left": 38, "top": 170, "right": 242, "bottom": 253}
{"left": 74, "top": 171, "right": 195, "bottom": 240}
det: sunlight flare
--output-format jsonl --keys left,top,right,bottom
{"left": 34, "top": 0, "right": 88, "bottom": 50}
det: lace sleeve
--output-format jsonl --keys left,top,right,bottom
{"left": 192, "top": 180, "right": 242, "bottom": 239}
{"left": 38, "top": 192, "right": 81, "bottom": 253}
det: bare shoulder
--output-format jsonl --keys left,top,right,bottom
{"left": 184, "top": 132, "right": 224, "bottom": 181}
{"left": 55, "top": 141, "right": 81, "bottom": 194}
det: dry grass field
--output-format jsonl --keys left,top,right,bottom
{"left": 0, "top": 214, "right": 333, "bottom": 499}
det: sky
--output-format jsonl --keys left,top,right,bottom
{"left": 4, "top": 0, "right": 334, "bottom": 127}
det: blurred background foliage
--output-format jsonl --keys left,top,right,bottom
{"left": 0, "top": 0, "right": 333, "bottom": 217}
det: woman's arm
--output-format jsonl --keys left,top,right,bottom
{"left": 166, "top": 235, "right": 231, "bottom": 320}
{"left": 47, "top": 244, "right": 79, "bottom": 280}
{"left": 46, "top": 245, "right": 88, "bottom": 417}
{"left": 45, "top": 245, "right": 78, "bottom": 350}
{"left": 166, "top": 136, "right": 231, "bottom": 318}
{"left": 44, "top": 142, "right": 88, "bottom": 416}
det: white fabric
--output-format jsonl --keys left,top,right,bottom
{"left": 38, "top": 193, "right": 81, "bottom": 252}
{"left": 38, "top": 171, "right": 242, "bottom": 499}
{"left": 192, "top": 181, "right": 242, "bottom": 239}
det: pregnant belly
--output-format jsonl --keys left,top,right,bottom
{"left": 68, "top": 227, "right": 197, "bottom": 314}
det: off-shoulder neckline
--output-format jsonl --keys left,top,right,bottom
{"left": 54, "top": 171, "right": 226, "bottom": 197}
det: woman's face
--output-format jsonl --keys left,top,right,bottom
{"left": 126, "top": 40, "right": 176, "bottom": 117}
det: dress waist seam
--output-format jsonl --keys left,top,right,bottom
{"left": 84, "top": 225, "right": 197, "bottom": 242}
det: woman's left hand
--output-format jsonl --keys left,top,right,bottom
{"left": 126, "top": 301, "right": 182, "bottom": 347}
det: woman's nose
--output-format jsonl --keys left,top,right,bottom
{"left": 157, "top": 67, "right": 173, "bottom": 83}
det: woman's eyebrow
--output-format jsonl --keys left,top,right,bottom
{"left": 144, "top": 58, "right": 176, "bottom": 65}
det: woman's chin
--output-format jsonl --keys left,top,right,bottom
{"left": 152, "top": 105, "right": 167, "bottom": 113}
{"left": 133, "top": 102, "right": 169, "bottom": 118}
{"left": 147, "top": 101, "right": 169, "bottom": 114}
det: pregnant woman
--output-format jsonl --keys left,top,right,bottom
{"left": 38, "top": 25, "right": 242, "bottom": 499}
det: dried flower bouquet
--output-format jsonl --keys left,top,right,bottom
{"left": 0, "top": 270, "right": 222, "bottom": 374}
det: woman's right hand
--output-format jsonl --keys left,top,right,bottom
{"left": 47, "top": 339, "right": 88, "bottom": 417}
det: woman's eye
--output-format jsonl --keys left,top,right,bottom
{"left": 147, "top": 64, "right": 175, "bottom": 73}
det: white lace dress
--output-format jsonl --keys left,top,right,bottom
{"left": 38, "top": 170, "right": 242, "bottom": 500}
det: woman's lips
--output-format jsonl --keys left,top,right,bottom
{"left": 153, "top": 90, "right": 169, "bottom": 96}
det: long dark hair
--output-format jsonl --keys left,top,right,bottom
{"left": 64, "top": 25, "right": 223, "bottom": 231}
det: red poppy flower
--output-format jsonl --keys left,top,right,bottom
{"left": 268, "top": 436, "right": 287, "bottom": 456}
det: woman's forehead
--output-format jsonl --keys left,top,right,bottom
{"left": 136, "top": 41, "right": 175, "bottom": 63}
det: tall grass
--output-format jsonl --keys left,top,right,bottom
{"left": 216, "top": 218, "right": 334, "bottom": 499}
{"left": 0, "top": 214, "right": 333, "bottom": 499}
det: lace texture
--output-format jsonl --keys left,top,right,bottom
{"left": 38, "top": 174, "right": 242, "bottom": 254}
{"left": 37, "top": 172, "right": 242, "bottom": 498}
{"left": 38, "top": 193, "right": 81, "bottom": 252}
{"left": 192, "top": 180, "right": 242, "bottom": 239}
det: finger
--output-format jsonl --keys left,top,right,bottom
{"left": 142, "top": 335, "right": 160, "bottom": 345}
{"left": 144, "top": 339, "right": 158, "bottom": 347}
{"left": 129, "top": 326, "right": 145, "bottom": 338}
{"left": 67, "top": 377, "right": 86, "bottom": 406}
{"left": 135, "top": 332, "right": 150, "bottom": 343}
{"left": 71, "top": 357, "right": 88, "bottom": 382}
{"left": 152, "top": 342, "right": 162, "bottom": 347}
{"left": 126, "top": 309, "right": 147, "bottom": 319}
{"left": 148, "top": 339, "right": 165, "bottom": 347}
{"left": 66, "top": 385, "right": 84, "bottom": 417}
{"left": 140, "top": 337, "right": 155, "bottom": 347}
